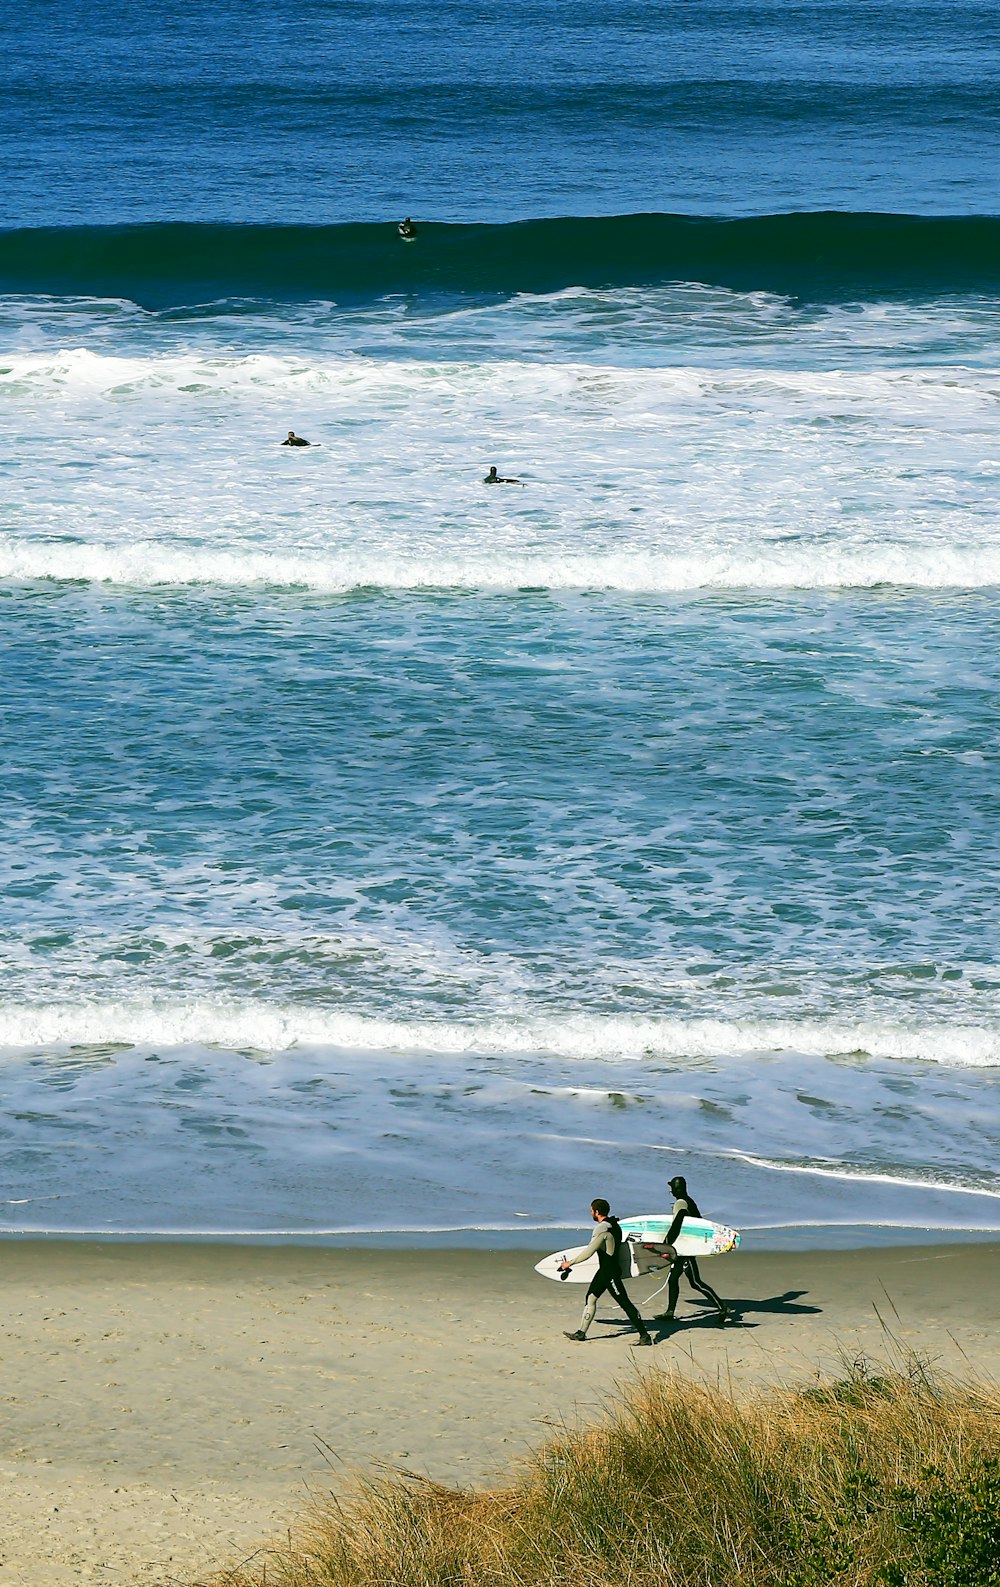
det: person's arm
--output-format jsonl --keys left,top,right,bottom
{"left": 665, "top": 1200, "right": 688, "bottom": 1247}
{"left": 559, "top": 1222, "right": 610, "bottom": 1270}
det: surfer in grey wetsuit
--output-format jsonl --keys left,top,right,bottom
{"left": 655, "top": 1176, "right": 730, "bottom": 1325}
{"left": 559, "top": 1198, "right": 653, "bottom": 1346}
{"left": 281, "top": 430, "right": 311, "bottom": 446}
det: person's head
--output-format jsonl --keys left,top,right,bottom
{"left": 287, "top": 430, "right": 296, "bottom": 438}
{"left": 590, "top": 1197, "right": 610, "bottom": 1221}
{"left": 669, "top": 1176, "right": 687, "bottom": 1197}
{"left": 486, "top": 465, "right": 498, "bottom": 478}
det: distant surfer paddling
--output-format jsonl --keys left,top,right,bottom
{"left": 560, "top": 1198, "right": 653, "bottom": 1346}
{"left": 655, "top": 1176, "right": 730, "bottom": 1326}
{"left": 398, "top": 217, "right": 417, "bottom": 240}
{"left": 483, "top": 465, "right": 525, "bottom": 486}
{"left": 281, "top": 431, "right": 311, "bottom": 447}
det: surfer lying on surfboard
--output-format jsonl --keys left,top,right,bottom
{"left": 655, "top": 1176, "right": 730, "bottom": 1326}
{"left": 559, "top": 1198, "right": 653, "bottom": 1347}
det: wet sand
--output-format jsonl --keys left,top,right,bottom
{"left": 0, "top": 1239, "right": 996, "bottom": 1585}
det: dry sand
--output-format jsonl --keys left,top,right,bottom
{"left": 0, "top": 1238, "right": 996, "bottom": 1585}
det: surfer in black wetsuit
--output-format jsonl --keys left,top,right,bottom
{"left": 281, "top": 431, "right": 311, "bottom": 447}
{"left": 655, "top": 1176, "right": 730, "bottom": 1325}
{"left": 559, "top": 1198, "right": 653, "bottom": 1346}
{"left": 398, "top": 217, "right": 417, "bottom": 239}
{"left": 484, "top": 465, "right": 524, "bottom": 485}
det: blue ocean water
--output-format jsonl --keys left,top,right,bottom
{"left": 0, "top": 1, "right": 998, "bottom": 1239}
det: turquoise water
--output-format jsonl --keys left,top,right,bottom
{"left": 0, "top": 1, "right": 998, "bottom": 1238}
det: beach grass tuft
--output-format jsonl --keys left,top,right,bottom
{"left": 202, "top": 1361, "right": 1000, "bottom": 1587}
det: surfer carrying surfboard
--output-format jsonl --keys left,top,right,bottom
{"left": 559, "top": 1198, "right": 653, "bottom": 1347}
{"left": 655, "top": 1176, "right": 730, "bottom": 1326}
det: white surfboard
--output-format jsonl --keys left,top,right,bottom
{"left": 534, "top": 1213, "right": 740, "bottom": 1285}
{"left": 623, "top": 1213, "right": 741, "bottom": 1255}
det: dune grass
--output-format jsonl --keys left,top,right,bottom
{"left": 206, "top": 1359, "right": 1000, "bottom": 1587}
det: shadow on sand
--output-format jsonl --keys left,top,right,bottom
{"left": 591, "top": 1289, "right": 822, "bottom": 1341}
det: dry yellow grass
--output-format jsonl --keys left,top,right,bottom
{"left": 202, "top": 1360, "right": 1000, "bottom": 1587}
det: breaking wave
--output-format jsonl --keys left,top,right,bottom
{"left": 1, "top": 212, "right": 998, "bottom": 308}
{"left": 2, "top": 1001, "right": 997, "bottom": 1065}
{"left": 3, "top": 536, "right": 999, "bottom": 593}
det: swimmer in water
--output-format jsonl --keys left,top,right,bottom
{"left": 281, "top": 431, "right": 311, "bottom": 447}
{"left": 484, "top": 465, "right": 524, "bottom": 485}
{"left": 398, "top": 217, "right": 417, "bottom": 239}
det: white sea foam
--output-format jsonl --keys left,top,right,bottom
{"left": 1, "top": 1000, "right": 997, "bottom": 1065}
{"left": 0, "top": 346, "right": 998, "bottom": 402}
{"left": 718, "top": 1151, "right": 1000, "bottom": 1200}
{"left": 1, "top": 1010, "right": 996, "bottom": 1236}
{"left": 2, "top": 535, "right": 1000, "bottom": 592}
{"left": 3, "top": 320, "right": 998, "bottom": 591}
{"left": 1, "top": 288, "right": 998, "bottom": 1238}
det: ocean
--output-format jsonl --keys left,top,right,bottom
{"left": 0, "top": 0, "right": 998, "bottom": 1242}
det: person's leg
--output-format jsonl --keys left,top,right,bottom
{"left": 684, "top": 1256, "right": 729, "bottom": 1319}
{"left": 654, "top": 1257, "right": 684, "bottom": 1321}
{"left": 565, "top": 1271, "right": 610, "bottom": 1340}
{"left": 608, "top": 1276, "right": 652, "bottom": 1343}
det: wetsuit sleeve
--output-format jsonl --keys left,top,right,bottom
{"left": 564, "top": 1221, "right": 612, "bottom": 1266}
{"left": 665, "top": 1198, "right": 689, "bottom": 1246}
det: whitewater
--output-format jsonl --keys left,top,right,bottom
{"left": 2, "top": 287, "right": 1000, "bottom": 597}
{"left": 0, "top": 264, "right": 997, "bottom": 1240}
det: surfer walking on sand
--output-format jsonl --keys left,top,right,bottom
{"left": 655, "top": 1176, "right": 730, "bottom": 1326}
{"left": 560, "top": 1198, "right": 653, "bottom": 1347}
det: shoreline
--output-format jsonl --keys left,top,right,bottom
{"left": 0, "top": 1239, "right": 997, "bottom": 1584}
{"left": 1, "top": 1222, "right": 998, "bottom": 1251}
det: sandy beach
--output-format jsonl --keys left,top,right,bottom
{"left": 0, "top": 1238, "right": 995, "bottom": 1585}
